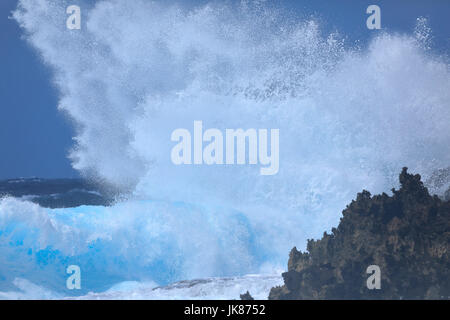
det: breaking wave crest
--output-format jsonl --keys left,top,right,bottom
{"left": 2, "top": 0, "right": 449, "bottom": 297}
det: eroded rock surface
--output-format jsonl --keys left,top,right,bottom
{"left": 270, "top": 168, "right": 450, "bottom": 300}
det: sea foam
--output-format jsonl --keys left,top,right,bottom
{"left": 3, "top": 0, "right": 449, "bottom": 297}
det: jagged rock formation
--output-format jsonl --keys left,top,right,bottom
{"left": 240, "top": 291, "right": 255, "bottom": 300}
{"left": 269, "top": 168, "right": 450, "bottom": 300}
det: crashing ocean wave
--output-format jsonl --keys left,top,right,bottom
{"left": 1, "top": 0, "right": 449, "bottom": 298}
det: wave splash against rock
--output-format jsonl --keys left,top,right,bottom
{"left": 270, "top": 168, "right": 450, "bottom": 300}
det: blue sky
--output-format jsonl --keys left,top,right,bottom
{"left": 0, "top": 0, "right": 449, "bottom": 179}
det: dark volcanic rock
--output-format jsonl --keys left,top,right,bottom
{"left": 0, "top": 178, "right": 115, "bottom": 208}
{"left": 240, "top": 291, "right": 255, "bottom": 300}
{"left": 269, "top": 168, "right": 450, "bottom": 300}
